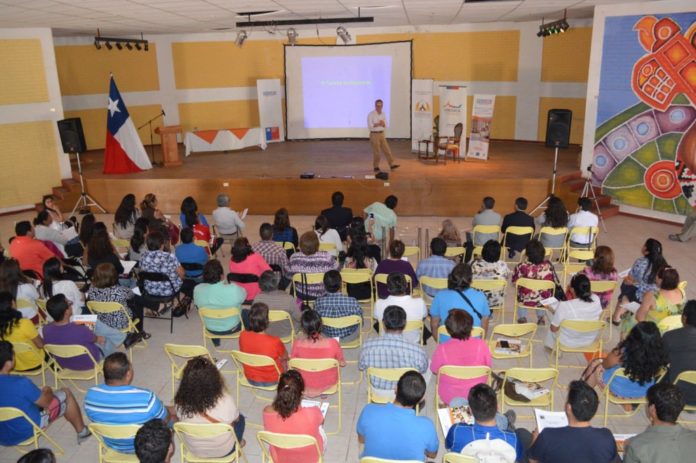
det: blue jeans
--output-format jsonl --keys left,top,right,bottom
{"left": 95, "top": 320, "right": 127, "bottom": 357}
{"left": 247, "top": 379, "right": 277, "bottom": 387}
{"left": 516, "top": 306, "right": 545, "bottom": 321}
{"left": 449, "top": 397, "right": 510, "bottom": 431}
{"left": 208, "top": 323, "right": 241, "bottom": 347}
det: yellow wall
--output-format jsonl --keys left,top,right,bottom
{"left": 537, "top": 97, "right": 586, "bottom": 145}
{"left": 178, "top": 100, "right": 260, "bottom": 133}
{"left": 55, "top": 44, "right": 160, "bottom": 94}
{"left": 64, "top": 105, "right": 165, "bottom": 150}
{"left": 0, "top": 39, "right": 48, "bottom": 104}
{"left": 541, "top": 28, "right": 592, "bottom": 82}
{"left": 0, "top": 121, "right": 61, "bottom": 208}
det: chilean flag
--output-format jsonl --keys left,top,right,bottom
{"left": 103, "top": 77, "right": 152, "bottom": 174}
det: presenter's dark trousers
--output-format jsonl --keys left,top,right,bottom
{"left": 370, "top": 131, "right": 394, "bottom": 170}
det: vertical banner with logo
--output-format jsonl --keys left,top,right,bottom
{"left": 466, "top": 94, "right": 496, "bottom": 160}
{"left": 257, "top": 79, "right": 284, "bottom": 143}
{"left": 438, "top": 85, "right": 467, "bottom": 157}
{"left": 411, "top": 79, "right": 434, "bottom": 152}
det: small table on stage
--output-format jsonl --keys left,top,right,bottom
{"left": 184, "top": 128, "right": 268, "bottom": 156}
{"left": 418, "top": 139, "right": 433, "bottom": 159}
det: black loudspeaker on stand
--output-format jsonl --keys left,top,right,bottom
{"left": 56, "top": 117, "right": 106, "bottom": 215}
{"left": 533, "top": 109, "right": 572, "bottom": 214}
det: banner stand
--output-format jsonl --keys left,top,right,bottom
{"left": 438, "top": 85, "right": 467, "bottom": 157}
{"left": 257, "top": 79, "right": 284, "bottom": 143}
{"left": 411, "top": 79, "right": 434, "bottom": 152}
{"left": 466, "top": 94, "right": 496, "bottom": 161}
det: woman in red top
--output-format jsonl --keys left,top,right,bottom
{"left": 263, "top": 370, "right": 325, "bottom": 463}
{"left": 228, "top": 238, "right": 271, "bottom": 301}
{"left": 238, "top": 302, "right": 287, "bottom": 386}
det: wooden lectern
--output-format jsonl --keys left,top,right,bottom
{"left": 155, "top": 125, "right": 182, "bottom": 167}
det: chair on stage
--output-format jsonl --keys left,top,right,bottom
{"left": 436, "top": 122, "right": 463, "bottom": 164}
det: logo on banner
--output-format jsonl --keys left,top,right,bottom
{"left": 443, "top": 101, "right": 463, "bottom": 112}
{"left": 415, "top": 101, "right": 431, "bottom": 112}
{"left": 265, "top": 127, "right": 280, "bottom": 141}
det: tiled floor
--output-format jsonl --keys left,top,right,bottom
{"left": 0, "top": 211, "right": 694, "bottom": 462}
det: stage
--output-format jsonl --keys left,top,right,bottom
{"left": 78, "top": 139, "right": 582, "bottom": 216}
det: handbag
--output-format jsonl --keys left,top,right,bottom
{"left": 550, "top": 266, "right": 567, "bottom": 302}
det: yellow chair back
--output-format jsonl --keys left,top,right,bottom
{"left": 366, "top": 367, "right": 417, "bottom": 404}
{"left": 443, "top": 453, "right": 479, "bottom": 463}
{"left": 163, "top": 344, "right": 213, "bottom": 395}
{"left": 269, "top": 309, "right": 295, "bottom": 344}
{"left": 173, "top": 422, "right": 242, "bottom": 462}
{"left": 256, "top": 431, "right": 323, "bottom": 463}
{"left": 658, "top": 315, "right": 682, "bottom": 334}
{"left": 323, "top": 315, "right": 363, "bottom": 349}
{"left": 88, "top": 423, "right": 141, "bottom": 463}
{"left": 444, "top": 247, "right": 467, "bottom": 258}
{"left": 318, "top": 242, "right": 336, "bottom": 252}
{"left": 0, "top": 406, "right": 64, "bottom": 455}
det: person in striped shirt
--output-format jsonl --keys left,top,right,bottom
{"left": 85, "top": 352, "right": 174, "bottom": 453}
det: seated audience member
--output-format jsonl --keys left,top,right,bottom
{"left": 290, "top": 310, "right": 346, "bottom": 397}
{"left": 271, "top": 208, "right": 299, "bottom": 250}
{"left": 471, "top": 240, "right": 509, "bottom": 310}
{"left": 0, "top": 292, "right": 43, "bottom": 371}
{"left": 527, "top": 380, "right": 618, "bottom": 463}
{"left": 17, "top": 448, "right": 56, "bottom": 463}
{"left": 342, "top": 232, "right": 376, "bottom": 300}
{"left": 228, "top": 237, "right": 271, "bottom": 301}
{"left": 140, "top": 193, "right": 180, "bottom": 245}
{"left": 438, "top": 219, "right": 463, "bottom": 247}
{"left": 85, "top": 222, "right": 124, "bottom": 275}
{"left": 238, "top": 302, "right": 287, "bottom": 386}
{"left": 501, "top": 197, "right": 535, "bottom": 259}
{"left": 445, "top": 384, "right": 522, "bottom": 462}
{"left": 416, "top": 237, "right": 455, "bottom": 297}
{"left": 314, "top": 215, "right": 344, "bottom": 256}
{"left": 174, "top": 356, "right": 245, "bottom": 457}
{"left": 212, "top": 193, "right": 245, "bottom": 238}
{"left": 251, "top": 270, "right": 299, "bottom": 338}
{"left": 314, "top": 270, "right": 362, "bottom": 341}
{"left": 321, "top": 191, "right": 353, "bottom": 241}
{"left": 617, "top": 238, "right": 667, "bottom": 309}
{"left": 0, "top": 341, "right": 91, "bottom": 447}
{"left": 431, "top": 310, "right": 491, "bottom": 405}
{"left": 41, "top": 195, "right": 69, "bottom": 227}
{"left": 0, "top": 258, "right": 39, "bottom": 321}
{"left": 43, "top": 294, "right": 126, "bottom": 368}
{"left": 346, "top": 218, "right": 382, "bottom": 263}
{"left": 78, "top": 213, "right": 96, "bottom": 249}
{"left": 193, "top": 260, "right": 245, "bottom": 346}
{"left": 568, "top": 197, "right": 599, "bottom": 246}
{"left": 430, "top": 263, "right": 491, "bottom": 342}
{"left": 544, "top": 274, "right": 603, "bottom": 349}
{"left": 374, "top": 272, "right": 427, "bottom": 343}
{"left": 663, "top": 300, "right": 696, "bottom": 406}
{"left": 134, "top": 419, "right": 175, "bottom": 463}
{"left": 359, "top": 305, "right": 429, "bottom": 399}
{"left": 175, "top": 228, "right": 208, "bottom": 280}
{"left": 511, "top": 239, "right": 554, "bottom": 325}
{"left": 140, "top": 231, "right": 187, "bottom": 297}
{"left": 85, "top": 352, "right": 172, "bottom": 453}
{"left": 470, "top": 196, "right": 502, "bottom": 250}
{"left": 373, "top": 239, "right": 418, "bottom": 299}
{"left": 535, "top": 195, "right": 569, "bottom": 250}
{"left": 33, "top": 210, "right": 82, "bottom": 258}
{"left": 113, "top": 194, "right": 141, "bottom": 240}
{"left": 127, "top": 218, "right": 149, "bottom": 262}
{"left": 180, "top": 196, "right": 223, "bottom": 255}
{"left": 42, "top": 257, "right": 84, "bottom": 314}
{"left": 573, "top": 245, "right": 618, "bottom": 309}
{"left": 357, "top": 371, "right": 438, "bottom": 461}
{"left": 583, "top": 321, "right": 668, "bottom": 402}
{"left": 287, "top": 232, "right": 338, "bottom": 300}
{"left": 623, "top": 383, "right": 696, "bottom": 462}
{"left": 8, "top": 221, "right": 56, "bottom": 278}
{"left": 364, "top": 195, "right": 398, "bottom": 242}
{"left": 252, "top": 223, "right": 289, "bottom": 281}
{"left": 262, "top": 370, "right": 324, "bottom": 463}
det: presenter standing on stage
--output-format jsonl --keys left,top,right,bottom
{"left": 368, "top": 99, "right": 399, "bottom": 173}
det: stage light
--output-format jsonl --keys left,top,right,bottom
{"left": 116, "top": 42, "right": 123, "bottom": 50}
{"left": 336, "top": 26, "right": 351, "bottom": 44}
{"left": 287, "top": 28, "right": 298, "bottom": 45}
{"left": 135, "top": 42, "right": 142, "bottom": 50}
{"left": 105, "top": 41, "right": 112, "bottom": 50}
{"left": 94, "top": 38, "right": 101, "bottom": 49}
{"left": 236, "top": 30, "right": 248, "bottom": 47}
{"left": 125, "top": 42, "right": 133, "bottom": 50}
{"left": 537, "top": 11, "right": 570, "bottom": 38}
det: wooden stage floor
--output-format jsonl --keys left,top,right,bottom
{"left": 80, "top": 140, "right": 581, "bottom": 216}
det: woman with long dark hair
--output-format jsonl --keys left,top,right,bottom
{"left": 228, "top": 237, "right": 271, "bottom": 301}
{"left": 262, "top": 369, "right": 325, "bottom": 462}
{"left": 536, "top": 195, "right": 569, "bottom": 249}
{"left": 174, "top": 356, "right": 245, "bottom": 457}
{"left": 0, "top": 259, "right": 39, "bottom": 321}
{"left": 615, "top": 238, "right": 668, "bottom": 321}
{"left": 42, "top": 257, "right": 84, "bottom": 312}
{"left": 471, "top": 240, "right": 509, "bottom": 310}
{"left": 128, "top": 217, "right": 149, "bottom": 261}
{"left": 141, "top": 193, "right": 179, "bottom": 245}
{"left": 314, "top": 215, "right": 343, "bottom": 257}
{"left": 179, "top": 196, "right": 222, "bottom": 254}
{"left": 85, "top": 222, "right": 124, "bottom": 275}
{"left": 342, "top": 230, "right": 375, "bottom": 300}
{"left": 574, "top": 245, "right": 618, "bottom": 309}
{"left": 511, "top": 239, "right": 554, "bottom": 325}
{"left": 78, "top": 213, "right": 96, "bottom": 248}
{"left": 113, "top": 194, "right": 140, "bottom": 239}
{"left": 272, "top": 208, "right": 299, "bottom": 250}
{"left": 0, "top": 291, "right": 43, "bottom": 370}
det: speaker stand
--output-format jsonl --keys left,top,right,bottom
{"left": 70, "top": 151, "right": 106, "bottom": 216}
{"left": 532, "top": 141, "right": 560, "bottom": 215}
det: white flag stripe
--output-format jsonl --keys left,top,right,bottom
{"left": 113, "top": 118, "right": 152, "bottom": 170}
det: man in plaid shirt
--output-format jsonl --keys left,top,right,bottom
{"left": 359, "top": 305, "right": 429, "bottom": 399}
{"left": 416, "top": 237, "right": 455, "bottom": 297}
{"left": 315, "top": 270, "right": 362, "bottom": 341}
{"left": 252, "top": 223, "right": 289, "bottom": 287}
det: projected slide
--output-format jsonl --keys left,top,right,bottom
{"left": 301, "top": 56, "right": 392, "bottom": 129}
{"left": 285, "top": 42, "right": 412, "bottom": 139}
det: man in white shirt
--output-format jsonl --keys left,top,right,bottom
{"left": 374, "top": 272, "right": 428, "bottom": 344}
{"left": 367, "top": 99, "right": 399, "bottom": 173}
{"left": 212, "top": 194, "right": 245, "bottom": 237}
{"left": 567, "top": 197, "right": 598, "bottom": 245}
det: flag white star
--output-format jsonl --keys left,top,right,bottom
{"left": 107, "top": 98, "right": 121, "bottom": 117}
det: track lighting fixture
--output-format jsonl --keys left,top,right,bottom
{"left": 287, "top": 28, "right": 298, "bottom": 45}
{"left": 236, "top": 30, "right": 248, "bottom": 47}
{"left": 336, "top": 26, "right": 351, "bottom": 44}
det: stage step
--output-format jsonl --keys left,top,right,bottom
{"left": 557, "top": 170, "right": 621, "bottom": 219}
{"left": 36, "top": 178, "right": 83, "bottom": 215}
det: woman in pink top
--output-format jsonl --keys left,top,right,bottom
{"left": 290, "top": 310, "right": 346, "bottom": 397}
{"left": 262, "top": 370, "right": 325, "bottom": 463}
{"left": 228, "top": 238, "right": 271, "bottom": 301}
{"left": 430, "top": 309, "right": 492, "bottom": 405}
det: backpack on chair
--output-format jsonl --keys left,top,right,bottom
{"left": 460, "top": 431, "right": 517, "bottom": 463}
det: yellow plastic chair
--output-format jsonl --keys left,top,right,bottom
{"left": 10, "top": 341, "right": 47, "bottom": 386}
{"left": 436, "top": 325, "right": 484, "bottom": 342}
{"left": 198, "top": 307, "right": 243, "bottom": 353}
{"left": 43, "top": 344, "right": 103, "bottom": 392}
{"left": 471, "top": 279, "right": 507, "bottom": 323}
{"left": 554, "top": 319, "right": 606, "bottom": 369}
{"left": 590, "top": 279, "right": 618, "bottom": 340}
{"left": 288, "top": 358, "right": 342, "bottom": 434}
{"left": 322, "top": 314, "right": 362, "bottom": 385}
{"left": 173, "top": 422, "right": 244, "bottom": 462}
{"left": 419, "top": 276, "right": 448, "bottom": 306}
{"left": 257, "top": 431, "right": 323, "bottom": 463}
{"left": 34, "top": 298, "right": 48, "bottom": 326}
{"left": 87, "top": 301, "right": 144, "bottom": 358}
{"left": 366, "top": 367, "right": 417, "bottom": 408}
{"left": 163, "top": 344, "right": 214, "bottom": 396}
{"left": 488, "top": 323, "right": 537, "bottom": 368}
{"left": 443, "top": 453, "right": 478, "bottom": 463}
{"left": 602, "top": 367, "right": 666, "bottom": 426}
{"left": 471, "top": 225, "right": 501, "bottom": 248}
{"left": 537, "top": 226, "right": 568, "bottom": 262}
{"left": 403, "top": 245, "right": 421, "bottom": 269}
{"left": 291, "top": 272, "right": 325, "bottom": 308}
{"left": 658, "top": 315, "right": 683, "bottom": 334}
{"left": 111, "top": 238, "right": 130, "bottom": 253}
{"left": 502, "top": 226, "right": 535, "bottom": 263}
{"left": 318, "top": 242, "right": 336, "bottom": 253}
{"left": 16, "top": 297, "right": 37, "bottom": 319}
{"left": 500, "top": 367, "right": 559, "bottom": 417}
{"left": 563, "top": 262, "right": 586, "bottom": 287}
{"left": 275, "top": 241, "right": 296, "bottom": 253}
{"left": 269, "top": 309, "right": 295, "bottom": 344}
{"left": 435, "top": 366, "right": 491, "bottom": 437}
{"left": 674, "top": 371, "right": 696, "bottom": 424}
{"left": 0, "top": 406, "right": 64, "bottom": 456}
{"left": 374, "top": 273, "right": 413, "bottom": 298}
{"left": 89, "top": 423, "right": 141, "bottom": 463}
{"left": 513, "top": 278, "right": 556, "bottom": 322}
{"left": 567, "top": 226, "right": 599, "bottom": 254}
{"left": 340, "top": 269, "right": 374, "bottom": 327}
{"left": 361, "top": 458, "right": 424, "bottom": 463}
{"left": 379, "top": 319, "right": 425, "bottom": 345}
{"left": 194, "top": 239, "right": 215, "bottom": 257}
{"left": 444, "top": 247, "right": 467, "bottom": 259}
{"left": 678, "top": 280, "right": 688, "bottom": 291}
{"left": 230, "top": 350, "right": 280, "bottom": 406}
{"left": 566, "top": 249, "right": 595, "bottom": 264}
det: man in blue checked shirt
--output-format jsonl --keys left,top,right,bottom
{"left": 416, "top": 237, "right": 455, "bottom": 297}
{"left": 314, "top": 270, "right": 363, "bottom": 341}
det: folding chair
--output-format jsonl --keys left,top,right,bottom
{"left": 602, "top": 367, "right": 666, "bottom": 426}
{"left": 173, "top": 422, "right": 245, "bottom": 462}
{"left": 419, "top": 276, "right": 448, "bottom": 306}
{"left": 554, "top": 319, "right": 606, "bottom": 369}
{"left": 194, "top": 239, "right": 215, "bottom": 258}
{"left": 181, "top": 262, "right": 205, "bottom": 281}
{"left": 229, "top": 350, "right": 280, "bottom": 406}
{"left": 513, "top": 278, "right": 556, "bottom": 322}
{"left": 111, "top": 238, "right": 130, "bottom": 254}
{"left": 436, "top": 325, "right": 484, "bottom": 342}
{"left": 444, "top": 246, "right": 467, "bottom": 260}
{"left": 291, "top": 272, "right": 325, "bottom": 308}
{"left": 567, "top": 226, "right": 599, "bottom": 254}
{"left": 658, "top": 315, "right": 682, "bottom": 334}
{"left": 256, "top": 431, "right": 323, "bottom": 463}
{"left": 379, "top": 319, "right": 425, "bottom": 345}
{"left": 34, "top": 298, "right": 48, "bottom": 326}
{"left": 318, "top": 242, "right": 336, "bottom": 253}
{"left": 366, "top": 367, "right": 417, "bottom": 408}
{"left": 435, "top": 366, "right": 491, "bottom": 437}
{"left": 323, "top": 314, "right": 363, "bottom": 385}
{"left": 373, "top": 273, "right": 413, "bottom": 299}
{"left": 403, "top": 245, "right": 420, "bottom": 269}
{"left": 443, "top": 453, "right": 478, "bottom": 463}
{"left": 275, "top": 241, "right": 296, "bottom": 253}
{"left": 340, "top": 268, "right": 374, "bottom": 329}
{"left": 9, "top": 342, "right": 47, "bottom": 386}
{"left": 269, "top": 309, "right": 295, "bottom": 344}
{"left": 88, "top": 423, "right": 141, "bottom": 463}
{"left": 471, "top": 279, "right": 507, "bottom": 323}
{"left": 361, "top": 458, "right": 424, "bottom": 463}
{"left": 137, "top": 271, "right": 186, "bottom": 333}
{"left": 502, "top": 226, "right": 534, "bottom": 263}
{"left": 488, "top": 323, "right": 537, "bottom": 368}
{"left": 43, "top": 344, "right": 103, "bottom": 392}
{"left": 500, "top": 367, "right": 559, "bottom": 418}
{"left": 199, "top": 307, "right": 243, "bottom": 353}
{"left": 163, "top": 344, "right": 214, "bottom": 396}
{"left": 674, "top": 371, "right": 696, "bottom": 424}
{"left": 0, "top": 406, "right": 64, "bottom": 455}
{"left": 471, "top": 225, "right": 501, "bottom": 256}
{"left": 87, "top": 301, "right": 144, "bottom": 359}
{"left": 537, "top": 226, "right": 568, "bottom": 262}
{"left": 288, "top": 358, "right": 342, "bottom": 434}
{"left": 589, "top": 279, "right": 618, "bottom": 340}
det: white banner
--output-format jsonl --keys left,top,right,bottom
{"left": 466, "top": 94, "right": 496, "bottom": 160}
{"left": 257, "top": 79, "right": 284, "bottom": 143}
{"left": 438, "top": 86, "right": 467, "bottom": 157}
{"left": 411, "top": 79, "right": 434, "bottom": 152}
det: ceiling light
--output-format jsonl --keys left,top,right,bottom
{"left": 125, "top": 43, "right": 133, "bottom": 50}
{"left": 94, "top": 38, "right": 101, "bottom": 50}
{"left": 537, "top": 10, "right": 570, "bottom": 38}
{"left": 144, "top": 42, "right": 149, "bottom": 51}
{"left": 105, "top": 41, "right": 112, "bottom": 50}
{"left": 116, "top": 42, "right": 123, "bottom": 50}
{"left": 135, "top": 43, "right": 142, "bottom": 50}
{"left": 337, "top": 26, "right": 351, "bottom": 44}
{"left": 236, "top": 30, "right": 248, "bottom": 47}
{"left": 287, "top": 28, "right": 298, "bottom": 45}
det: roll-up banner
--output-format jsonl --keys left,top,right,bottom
{"left": 438, "top": 85, "right": 467, "bottom": 157}
{"left": 257, "top": 79, "right": 284, "bottom": 143}
{"left": 466, "top": 94, "right": 496, "bottom": 160}
{"left": 411, "top": 79, "right": 434, "bottom": 152}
